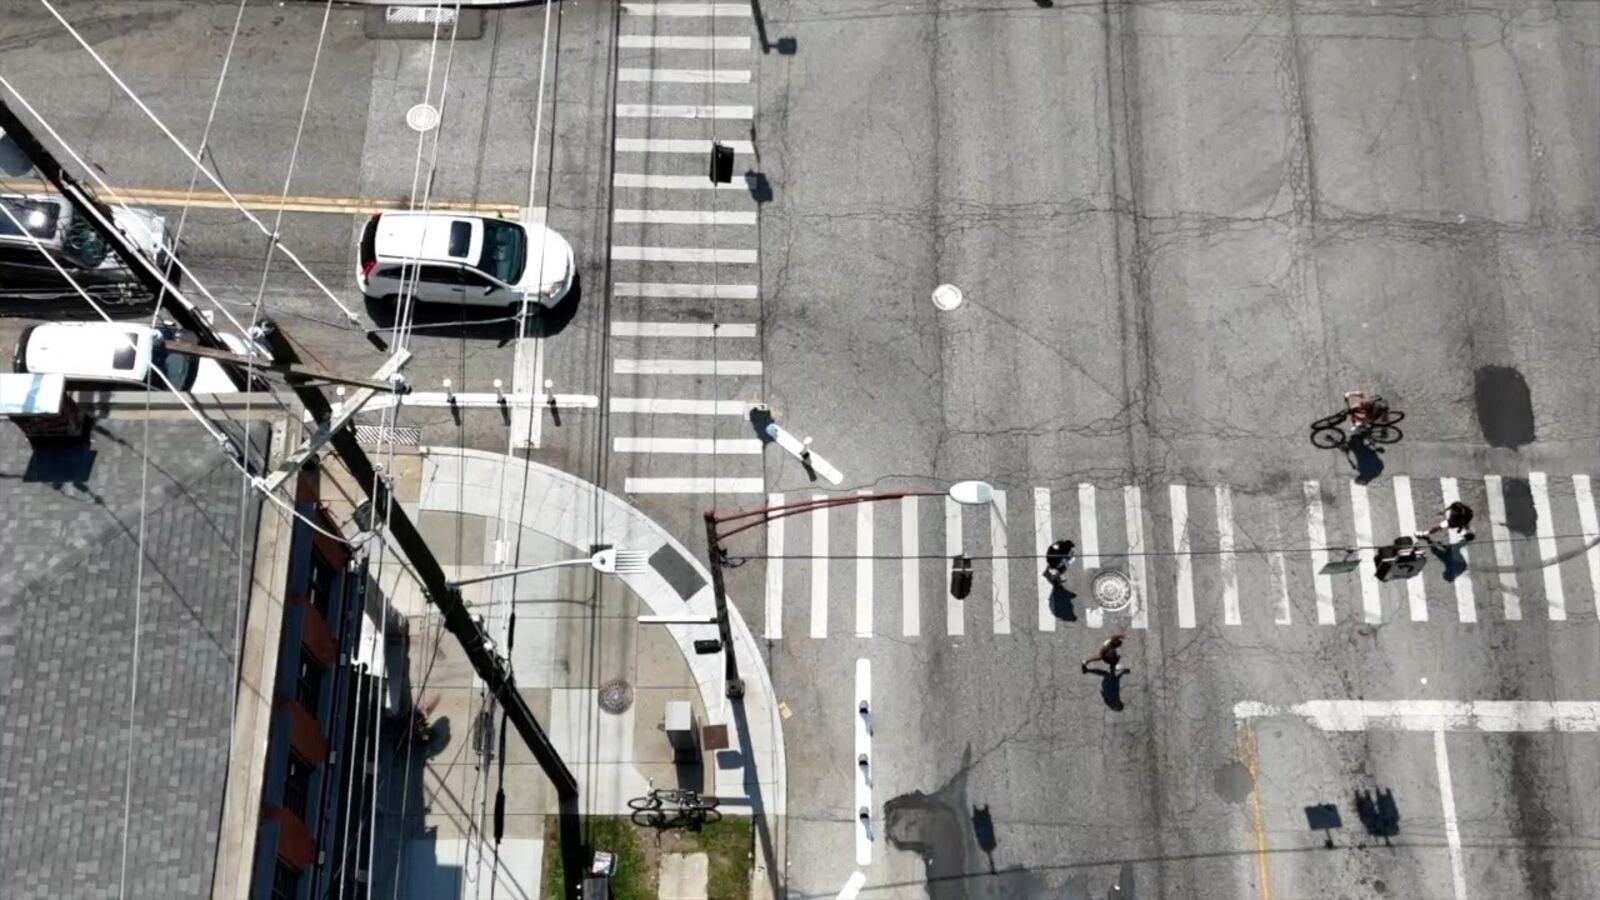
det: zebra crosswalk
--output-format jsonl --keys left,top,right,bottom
{"left": 610, "top": 1, "right": 764, "bottom": 497}
{"left": 756, "top": 472, "right": 1600, "bottom": 640}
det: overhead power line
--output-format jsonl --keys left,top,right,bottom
{"left": 35, "top": 0, "right": 363, "bottom": 326}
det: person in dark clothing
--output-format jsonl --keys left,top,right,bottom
{"left": 1421, "top": 501, "right": 1475, "bottom": 544}
{"left": 1082, "top": 633, "right": 1128, "bottom": 675}
{"left": 1043, "top": 539, "right": 1076, "bottom": 583}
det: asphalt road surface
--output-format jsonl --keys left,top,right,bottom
{"left": 3, "top": 3, "right": 1598, "bottom": 900}
{"left": 735, "top": 1, "right": 1600, "bottom": 899}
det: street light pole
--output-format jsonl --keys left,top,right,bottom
{"left": 704, "top": 482, "right": 993, "bottom": 702}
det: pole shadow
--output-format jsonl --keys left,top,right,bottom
{"left": 728, "top": 698, "right": 780, "bottom": 898}
{"left": 748, "top": 0, "right": 797, "bottom": 54}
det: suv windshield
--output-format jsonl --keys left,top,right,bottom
{"left": 149, "top": 331, "right": 198, "bottom": 390}
{"left": 478, "top": 219, "right": 526, "bottom": 284}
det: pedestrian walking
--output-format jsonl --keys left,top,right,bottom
{"left": 1081, "top": 632, "right": 1128, "bottom": 675}
{"left": 1042, "top": 539, "right": 1075, "bottom": 583}
{"left": 1421, "top": 501, "right": 1475, "bottom": 544}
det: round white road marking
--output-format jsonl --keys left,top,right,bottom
{"left": 932, "top": 283, "right": 964, "bottom": 311}
{"left": 406, "top": 103, "right": 440, "bottom": 133}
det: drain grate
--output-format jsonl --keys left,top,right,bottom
{"left": 598, "top": 680, "right": 634, "bottom": 715}
{"left": 354, "top": 424, "right": 421, "bottom": 447}
{"left": 386, "top": 6, "right": 458, "bottom": 25}
{"left": 1092, "top": 570, "right": 1134, "bottom": 612}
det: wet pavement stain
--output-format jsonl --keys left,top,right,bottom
{"left": 883, "top": 745, "right": 1052, "bottom": 899}
{"left": 1474, "top": 365, "right": 1535, "bottom": 449}
{"left": 1502, "top": 477, "right": 1538, "bottom": 537}
{"left": 1213, "top": 761, "right": 1253, "bottom": 804}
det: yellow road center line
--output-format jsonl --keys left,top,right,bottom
{"left": 0, "top": 179, "right": 520, "bottom": 217}
{"left": 1239, "top": 723, "right": 1275, "bottom": 900}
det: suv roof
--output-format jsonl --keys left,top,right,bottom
{"left": 373, "top": 212, "right": 483, "bottom": 266}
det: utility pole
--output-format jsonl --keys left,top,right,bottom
{"left": 703, "top": 512, "right": 745, "bottom": 699}
{"left": 0, "top": 99, "right": 587, "bottom": 899}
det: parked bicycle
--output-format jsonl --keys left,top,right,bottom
{"left": 628, "top": 783, "right": 722, "bottom": 828}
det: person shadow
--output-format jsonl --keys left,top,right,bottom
{"left": 1083, "top": 666, "right": 1128, "bottom": 711}
{"left": 1346, "top": 435, "right": 1386, "bottom": 484}
{"left": 1425, "top": 536, "right": 1472, "bottom": 581}
{"left": 1048, "top": 581, "right": 1078, "bottom": 622}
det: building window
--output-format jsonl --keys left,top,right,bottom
{"left": 283, "top": 752, "right": 313, "bottom": 820}
{"left": 308, "top": 554, "right": 337, "bottom": 620}
{"left": 295, "top": 651, "right": 325, "bottom": 715}
{"left": 271, "top": 859, "right": 300, "bottom": 900}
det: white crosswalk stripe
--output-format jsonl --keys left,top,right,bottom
{"left": 615, "top": 137, "right": 755, "bottom": 154}
{"left": 991, "top": 490, "right": 1010, "bottom": 635}
{"left": 765, "top": 492, "right": 784, "bottom": 640}
{"left": 617, "top": 104, "right": 755, "bottom": 119}
{"left": 1440, "top": 478, "right": 1476, "bottom": 623}
{"left": 1034, "top": 488, "right": 1054, "bottom": 633}
{"left": 1304, "top": 481, "right": 1336, "bottom": 625}
{"left": 1574, "top": 475, "right": 1600, "bottom": 604}
{"left": 1350, "top": 483, "right": 1381, "bottom": 623}
{"left": 611, "top": 7, "right": 764, "bottom": 500}
{"left": 614, "top": 281, "right": 757, "bottom": 299}
{"left": 1079, "top": 483, "right": 1102, "bottom": 629}
{"left": 740, "top": 473, "right": 1600, "bottom": 642}
{"left": 811, "top": 497, "right": 829, "bottom": 639}
{"left": 1171, "top": 484, "right": 1195, "bottom": 629}
{"left": 1392, "top": 476, "right": 1428, "bottom": 622}
{"left": 1126, "top": 486, "right": 1150, "bottom": 630}
{"left": 1529, "top": 472, "right": 1566, "bottom": 620}
{"left": 621, "top": 2, "right": 751, "bottom": 17}
{"left": 901, "top": 496, "right": 920, "bottom": 637}
{"left": 856, "top": 496, "right": 874, "bottom": 638}
{"left": 619, "top": 68, "right": 752, "bottom": 84}
{"left": 617, "top": 35, "right": 751, "bottom": 50}
{"left": 1483, "top": 475, "right": 1522, "bottom": 620}
{"left": 1217, "top": 485, "right": 1241, "bottom": 626}
{"left": 946, "top": 497, "right": 964, "bottom": 636}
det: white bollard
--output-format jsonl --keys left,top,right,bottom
{"left": 492, "top": 378, "right": 505, "bottom": 405}
{"left": 442, "top": 378, "right": 454, "bottom": 404}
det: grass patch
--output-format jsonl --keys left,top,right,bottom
{"left": 683, "top": 816, "right": 754, "bottom": 899}
{"left": 541, "top": 815, "right": 754, "bottom": 899}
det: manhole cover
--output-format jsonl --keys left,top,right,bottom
{"left": 1092, "top": 570, "right": 1134, "bottom": 612}
{"left": 598, "top": 680, "right": 633, "bottom": 715}
{"left": 406, "top": 102, "right": 440, "bottom": 133}
{"left": 932, "top": 283, "right": 964, "bottom": 311}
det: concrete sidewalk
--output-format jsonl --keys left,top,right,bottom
{"left": 364, "top": 447, "right": 784, "bottom": 899}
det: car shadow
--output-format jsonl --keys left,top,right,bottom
{"left": 362, "top": 273, "right": 584, "bottom": 350}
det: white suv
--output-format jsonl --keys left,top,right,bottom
{"left": 356, "top": 211, "right": 575, "bottom": 309}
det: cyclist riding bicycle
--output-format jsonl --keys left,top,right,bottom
{"left": 1343, "top": 390, "right": 1388, "bottom": 435}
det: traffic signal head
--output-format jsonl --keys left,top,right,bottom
{"left": 950, "top": 554, "right": 974, "bottom": 599}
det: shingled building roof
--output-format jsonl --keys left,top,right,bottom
{"left": 0, "top": 416, "right": 266, "bottom": 900}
